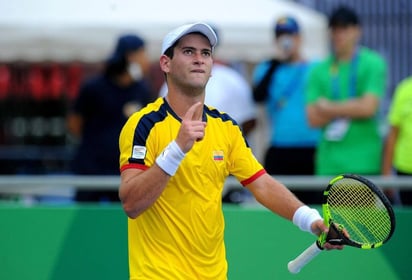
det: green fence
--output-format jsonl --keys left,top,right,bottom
{"left": 0, "top": 203, "right": 410, "bottom": 280}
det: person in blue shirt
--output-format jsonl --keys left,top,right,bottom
{"left": 67, "top": 34, "right": 154, "bottom": 202}
{"left": 252, "top": 16, "right": 321, "bottom": 204}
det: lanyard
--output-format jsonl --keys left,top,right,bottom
{"left": 330, "top": 49, "right": 359, "bottom": 100}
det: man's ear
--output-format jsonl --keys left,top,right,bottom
{"left": 159, "top": 55, "right": 171, "bottom": 73}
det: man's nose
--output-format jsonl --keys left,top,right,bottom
{"left": 193, "top": 52, "right": 204, "bottom": 64}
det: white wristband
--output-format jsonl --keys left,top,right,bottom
{"left": 156, "top": 141, "right": 186, "bottom": 176}
{"left": 293, "top": 205, "right": 322, "bottom": 235}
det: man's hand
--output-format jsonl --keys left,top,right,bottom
{"left": 311, "top": 220, "right": 345, "bottom": 250}
{"left": 315, "top": 98, "right": 335, "bottom": 116}
{"left": 175, "top": 102, "right": 206, "bottom": 153}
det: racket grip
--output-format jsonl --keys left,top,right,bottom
{"left": 288, "top": 242, "right": 323, "bottom": 274}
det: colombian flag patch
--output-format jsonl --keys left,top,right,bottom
{"left": 213, "top": 150, "right": 224, "bottom": 161}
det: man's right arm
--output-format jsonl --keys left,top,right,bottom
{"left": 119, "top": 166, "right": 170, "bottom": 219}
{"left": 119, "top": 102, "right": 206, "bottom": 218}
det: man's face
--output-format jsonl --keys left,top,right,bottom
{"left": 275, "top": 33, "right": 300, "bottom": 60}
{"left": 330, "top": 25, "right": 360, "bottom": 56}
{"left": 161, "top": 33, "right": 213, "bottom": 94}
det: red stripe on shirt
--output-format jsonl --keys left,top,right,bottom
{"left": 120, "top": 163, "right": 149, "bottom": 172}
{"left": 240, "top": 169, "right": 266, "bottom": 186}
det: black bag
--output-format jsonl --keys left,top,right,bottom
{"left": 252, "top": 59, "right": 281, "bottom": 102}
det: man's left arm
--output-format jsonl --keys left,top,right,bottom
{"left": 314, "top": 94, "right": 380, "bottom": 119}
{"left": 246, "top": 173, "right": 304, "bottom": 221}
{"left": 245, "top": 173, "right": 343, "bottom": 249}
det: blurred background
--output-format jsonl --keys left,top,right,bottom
{"left": 0, "top": 0, "right": 327, "bottom": 176}
{"left": 0, "top": 0, "right": 410, "bottom": 176}
{"left": 0, "top": 1, "right": 411, "bottom": 279}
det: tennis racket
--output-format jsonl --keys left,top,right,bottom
{"left": 288, "top": 174, "right": 396, "bottom": 274}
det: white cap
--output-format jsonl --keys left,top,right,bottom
{"left": 161, "top": 22, "right": 218, "bottom": 55}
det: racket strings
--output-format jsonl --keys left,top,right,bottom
{"left": 327, "top": 179, "right": 392, "bottom": 245}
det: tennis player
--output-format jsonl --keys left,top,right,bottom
{"left": 118, "top": 22, "right": 343, "bottom": 280}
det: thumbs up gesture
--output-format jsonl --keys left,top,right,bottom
{"left": 175, "top": 102, "right": 206, "bottom": 153}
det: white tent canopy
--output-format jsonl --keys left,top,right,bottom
{"left": 0, "top": 0, "right": 328, "bottom": 63}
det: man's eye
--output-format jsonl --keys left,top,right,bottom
{"left": 183, "top": 49, "right": 193, "bottom": 55}
{"left": 202, "top": 51, "right": 211, "bottom": 57}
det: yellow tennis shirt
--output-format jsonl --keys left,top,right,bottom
{"left": 119, "top": 98, "right": 265, "bottom": 280}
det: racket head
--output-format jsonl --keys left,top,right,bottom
{"left": 319, "top": 174, "right": 396, "bottom": 249}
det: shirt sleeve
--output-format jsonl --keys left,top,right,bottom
{"left": 227, "top": 124, "right": 264, "bottom": 184}
{"left": 362, "top": 52, "right": 387, "bottom": 97}
{"left": 305, "top": 63, "right": 324, "bottom": 104}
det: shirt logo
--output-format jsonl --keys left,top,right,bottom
{"left": 213, "top": 150, "right": 224, "bottom": 161}
{"left": 132, "top": 145, "right": 147, "bottom": 159}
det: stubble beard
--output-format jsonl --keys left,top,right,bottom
{"left": 182, "top": 83, "right": 205, "bottom": 97}
{"left": 175, "top": 74, "right": 209, "bottom": 97}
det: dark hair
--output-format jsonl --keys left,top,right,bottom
{"left": 329, "top": 5, "right": 360, "bottom": 27}
{"left": 164, "top": 45, "right": 176, "bottom": 59}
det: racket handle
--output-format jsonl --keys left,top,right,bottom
{"left": 288, "top": 242, "right": 323, "bottom": 274}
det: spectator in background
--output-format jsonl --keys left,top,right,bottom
{"left": 382, "top": 76, "right": 412, "bottom": 205}
{"left": 306, "top": 6, "right": 387, "bottom": 177}
{"left": 159, "top": 26, "right": 257, "bottom": 137}
{"left": 67, "top": 34, "right": 154, "bottom": 202}
{"left": 252, "top": 16, "right": 321, "bottom": 204}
